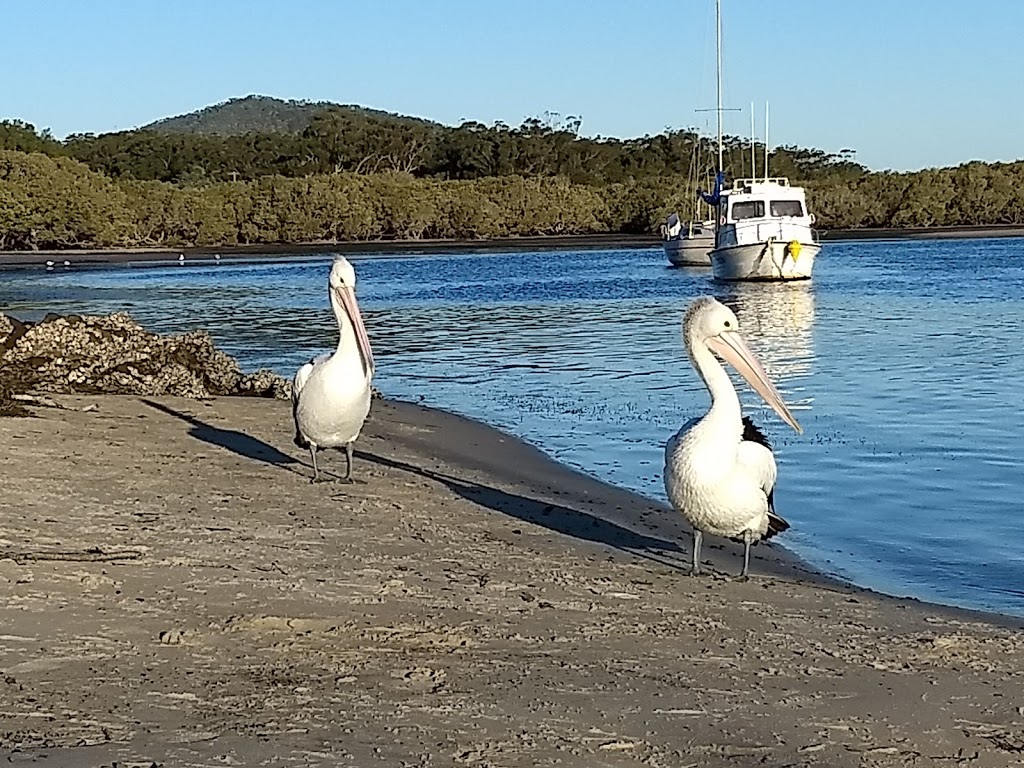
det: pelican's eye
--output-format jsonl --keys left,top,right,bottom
{"left": 723, "top": 320, "right": 732, "bottom": 329}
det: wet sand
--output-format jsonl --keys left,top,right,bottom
{"left": 1, "top": 395, "right": 1023, "bottom": 767}
{"left": 2, "top": 225, "right": 1024, "bottom": 268}
{"left": 0, "top": 236, "right": 654, "bottom": 268}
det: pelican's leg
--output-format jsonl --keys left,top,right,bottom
{"left": 309, "top": 445, "right": 321, "bottom": 484}
{"left": 342, "top": 443, "right": 354, "bottom": 482}
{"left": 691, "top": 530, "right": 703, "bottom": 576}
{"left": 739, "top": 530, "right": 753, "bottom": 580}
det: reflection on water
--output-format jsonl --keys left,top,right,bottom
{"left": 719, "top": 281, "right": 816, "bottom": 406}
{"left": 4, "top": 239, "right": 1024, "bottom": 617}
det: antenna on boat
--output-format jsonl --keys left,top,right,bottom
{"left": 750, "top": 101, "right": 755, "bottom": 179}
{"left": 764, "top": 100, "right": 770, "bottom": 181}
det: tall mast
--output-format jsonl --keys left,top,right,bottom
{"left": 715, "top": 0, "right": 723, "bottom": 174}
{"left": 750, "top": 101, "right": 755, "bottom": 178}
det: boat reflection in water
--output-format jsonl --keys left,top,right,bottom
{"left": 713, "top": 280, "right": 816, "bottom": 413}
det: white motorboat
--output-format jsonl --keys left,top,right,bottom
{"left": 710, "top": 177, "right": 821, "bottom": 281}
{"left": 702, "top": 0, "right": 823, "bottom": 282}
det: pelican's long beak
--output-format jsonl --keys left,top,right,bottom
{"left": 335, "top": 285, "right": 375, "bottom": 378}
{"left": 707, "top": 331, "right": 802, "bottom": 433}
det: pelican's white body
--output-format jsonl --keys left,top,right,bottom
{"left": 665, "top": 413, "right": 776, "bottom": 541}
{"left": 292, "top": 349, "right": 371, "bottom": 450}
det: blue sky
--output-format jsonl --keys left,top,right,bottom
{"left": 5, "top": 0, "right": 1022, "bottom": 172}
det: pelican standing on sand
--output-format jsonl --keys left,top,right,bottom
{"left": 292, "top": 256, "right": 375, "bottom": 483}
{"left": 664, "top": 297, "right": 803, "bottom": 579}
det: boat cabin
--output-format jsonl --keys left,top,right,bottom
{"left": 716, "top": 177, "right": 818, "bottom": 248}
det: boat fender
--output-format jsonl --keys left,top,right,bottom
{"left": 787, "top": 240, "right": 802, "bottom": 260}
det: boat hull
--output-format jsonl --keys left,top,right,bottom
{"left": 663, "top": 235, "right": 713, "bottom": 266}
{"left": 710, "top": 239, "right": 820, "bottom": 281}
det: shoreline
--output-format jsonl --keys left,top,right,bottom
{"left": 1, "top": 292, "right": 1018, "bottom": 623}
{"left": 2, "top": 224, "right": 1024, "bottom": 267}
{"left": 368, "top": 398, "right": 1024, "bottom": 628}
{"left": 399, "top": 400, "right": 1020, "bottom": 626}
{"left": 2, "top": 393, "right": 1024, "bottom": 765}
{"left": 372, "top": 398, "right": 1024, "bottom": 628}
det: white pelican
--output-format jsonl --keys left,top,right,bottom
{"left": 664, "top": 297, "right": 802, "bottom": 579}
{"left": 292, "top": 256, "right": 375, "bottom": 483}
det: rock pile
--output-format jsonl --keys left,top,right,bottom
{"left": 1, "top": 311, "right": 291, "bottom": 416}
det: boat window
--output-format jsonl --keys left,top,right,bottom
{"left": 731, "top": 201, "right": 765, "bottom": 220}
{"left": 770, "top": 200, "right": 804, "bottom": 217}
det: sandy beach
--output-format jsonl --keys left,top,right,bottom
{"left": 0, "top": 394, "right": 1022, "bottom": 767}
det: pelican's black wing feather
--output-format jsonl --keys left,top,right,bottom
{"left": 741, "top": 416, "right": 790, "bottom": 539}
{"left": 741, "top": 416, "right": 772, "bottom": 451}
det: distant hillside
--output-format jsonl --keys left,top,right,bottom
{"left": 143, "top": 94, "right": 439, "bottom": 136}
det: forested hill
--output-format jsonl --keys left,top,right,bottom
{"left": 142, "top": 95, "right": 438, "bottom": 136}
{"left": 8, "top": 97, "right": 865, "bottom": 188}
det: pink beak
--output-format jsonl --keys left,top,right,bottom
{"left": 707, "top": 330, "right": 801, "bottom": 433}
{"left": 335, "top": 285, "right": 374, "bottom": 377}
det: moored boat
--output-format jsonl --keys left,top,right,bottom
{"left": 662, "top": 212, "right": 714, "bottom": 266}
{"left": 701, "top": 0, "right": 823, "bottom": 282}
{"left": 710, "top": 177, "right": 821, "bottom": 281}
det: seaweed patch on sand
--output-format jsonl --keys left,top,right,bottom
{"left": 0, "top": 311, "right": 291, "bottom": 416}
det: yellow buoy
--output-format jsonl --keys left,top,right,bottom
{"left": 787, "top": 240, "right": 802, "bottom": 260}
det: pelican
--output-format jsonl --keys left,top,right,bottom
{"left": 292, "top": 256, "right": 375, "bottom": 483}
{"left": 664, "top": 297, "right": 802, "bottom": 579}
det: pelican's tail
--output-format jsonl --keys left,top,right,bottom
{"left": 290, "top": 358, "right": 316, "bottom": 452}
{"left": 765, "top": 511, "right": 790, "bottom": 540}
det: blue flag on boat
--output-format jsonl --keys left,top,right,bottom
{"left": 699, "top": 171, "right": 725, "bottom": 206}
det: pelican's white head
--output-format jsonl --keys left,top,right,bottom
{"left": 683, "top": 296, "right": 801, "bottom": 433}
{"left": 329, "top": 255, "right": 357, "bottom": 291}
{"left": 684, "top": 296, "right": 741, "bottom": 348}
{"left": 327, "top": 256, "right": 374, "bottom": 377}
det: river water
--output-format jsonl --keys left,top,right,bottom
{"left": 4, "top": 237, "right": 1023, "bottom": 616}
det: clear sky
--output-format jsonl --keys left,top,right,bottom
{"left": 4, "top": 0, "right": 1022, "bottom": 172}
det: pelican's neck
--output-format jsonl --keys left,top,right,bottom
{"left": 330, "top": 290, "right": 359, "bottom": 361}
{"left": 688, "top": 333, "right": 742, "bottom": 429}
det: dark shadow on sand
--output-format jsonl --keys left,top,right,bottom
{"left": 356, "top": 449, "right": 684, "bottom": 567}
{"left": 141, "top": 398, "right": 301, "bottom": 471}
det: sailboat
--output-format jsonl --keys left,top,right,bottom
{"left": 662, "top": 130, "right": 717, "bottom": 266}
{"left": 662, "top": 212, "right": 714, "bottom": 267}
{"left": 704, "top": 0, "right": 822, "bottom": 282}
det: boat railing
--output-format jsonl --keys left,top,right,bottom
{"left": 730, "top": 177, "right": 791, "bottom": 191}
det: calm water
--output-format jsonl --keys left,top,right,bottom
{"left": 3, "top": 239, "right": 1023, "bottom": 617}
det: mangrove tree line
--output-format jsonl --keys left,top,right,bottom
{"left": 1, "top": 99, "right": 1023, "bottom": 250}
